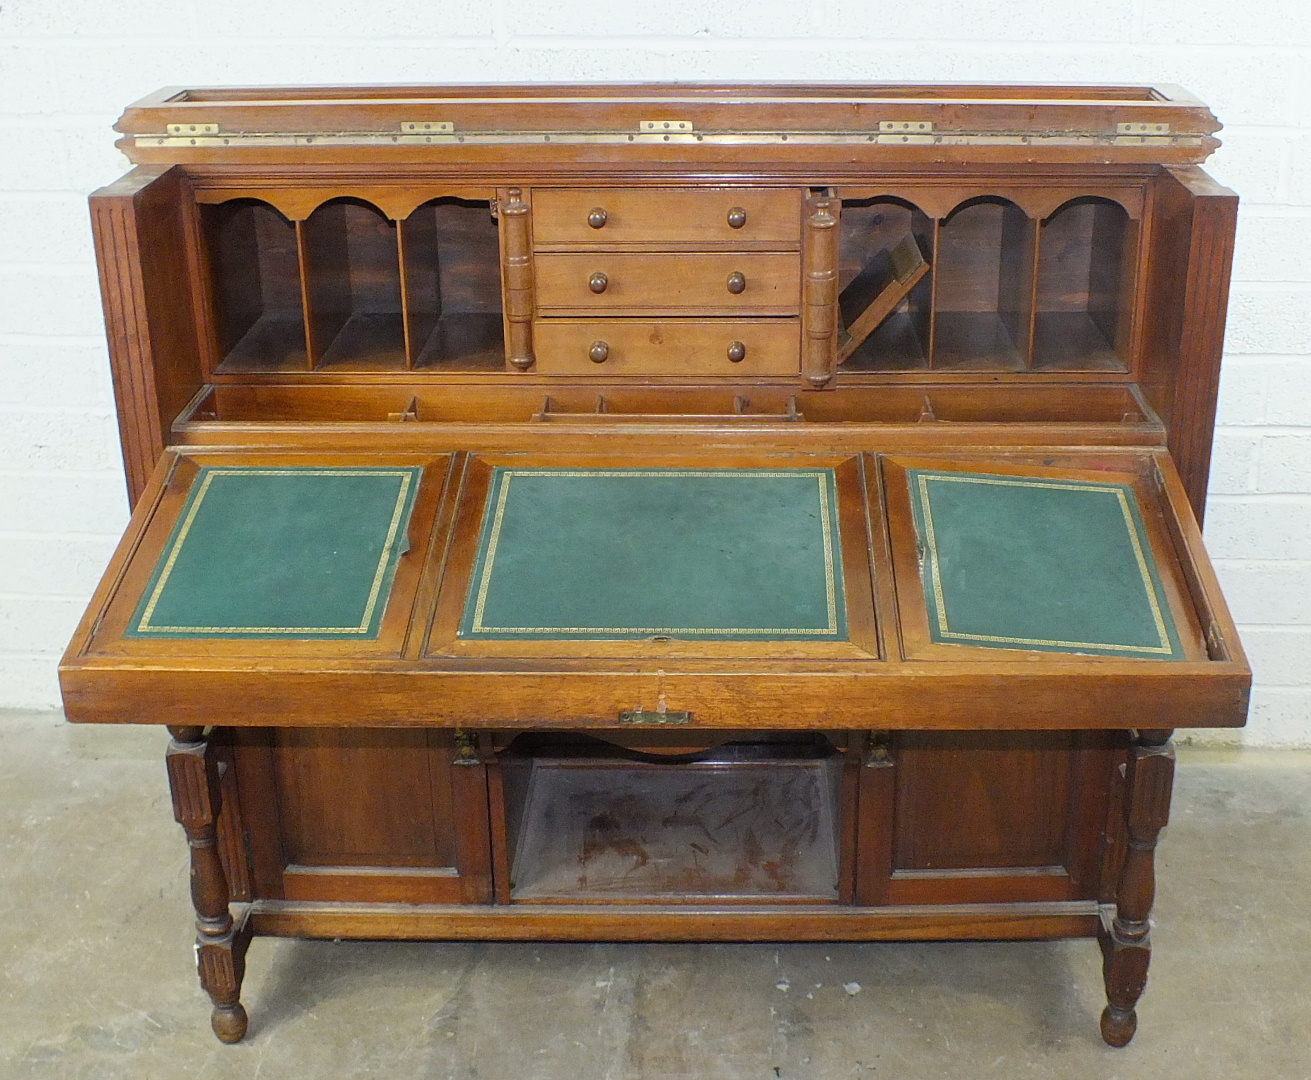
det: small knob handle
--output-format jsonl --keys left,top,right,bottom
{"left": 727, "top": 340, "right": 747, "bottom": 363}
{"left": 726, "top": 271, "right": 746, "bottom": 294}
{"left": 588, "top": 207, "right": 608, "bottom": 229}
{"left": 589, "top": 340, "right": 610, "bottom": 363}
{"left": 727, "top": 206, "right": 747, "bottom": 229}
{"left": 589, "top": 271, "right": 608, "bottom": 294}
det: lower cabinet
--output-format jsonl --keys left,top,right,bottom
{"left": 214, "top": 727, "right": 1128, "bottom": 917}
{"left": 221, "top": 728, "right": 493, "bottom": 905}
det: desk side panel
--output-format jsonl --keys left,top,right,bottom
{"left": 91, "top": 166, "right": 207, "bottom": 506}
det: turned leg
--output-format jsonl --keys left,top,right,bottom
{"left": 166, "top": 725, "right": 252, "bottom": 1043}
{"left": 1099, "top": 728, "right": 1175, "bottom": 1047}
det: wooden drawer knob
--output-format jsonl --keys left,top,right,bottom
{"left": 589, "top": 271, "right": 609, "bottom": 294}
{"left": 727, "top": 340, "right": 747, "bottom": 363}
{"left": 727, "top": 206, "right": 747, "bottom": 229}
{"left": 588, "top": 207, "right": 608, "bottom": 229}
{"left": 726, "top": 271, "right": 746, "bottom": 294}
{"left": 589, "top": 340, "right": 610, "bottom": 363}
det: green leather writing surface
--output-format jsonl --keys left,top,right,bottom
{"left": 460, "top": 468, "right": 846, "bottom": 640}
{"left": 128, "top": 466, "right": 421, "bottom": 639}
{"left": 907, "top": 469, "right": 1184, "bottom": 659}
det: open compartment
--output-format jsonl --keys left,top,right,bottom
{"left": 1033, "top": 198, "right": 1134, "bottom": 371}
{"left": 931, "top": 197, "right": 1035, "bottom": 371}
{"left": 203, "top": 200, "right": 308, "bottom": 372}
{"left": 837, "top": 197, "right": 934, "bottom": 371}
{"left": 499, "top": 733, "right": 844, "bottom": 903}
{"left": 400, "top": 197, "right": 504, "bottom": 370}
{"left": 302, "top": 198, "right": 406, "bottom": 370}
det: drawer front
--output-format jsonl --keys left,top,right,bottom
{"left": 535, "top": 253, "right": 801, "bottom": 315}
{"left": 532, "top": 188, "right": 803, "bottom": 247}
{"left": 534, "top": 319, "right": 800, "bottom": 376}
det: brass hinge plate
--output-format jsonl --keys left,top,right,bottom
{"left": 1114, "top": 121, "right": 1173, "bottom": 147}
{"left": 878, "top": 120, "right": 934, "bottom": 145}
{"left": 167, "top": 122, "right": 218, "bottom": 136}
{"left": 640, "top": 119, "right": 695, "bottom": 134}
{"left": 401, "top": 121, "right": 455, "bottom": 134}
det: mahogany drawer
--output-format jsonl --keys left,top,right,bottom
{"left": 533, "top": 318, "right": 800, "bottom": 376}
{"left": 535, "top": 253, "right": 801, "bottom": 315}
{"left": 531, "top": 188, "right": 803, "bottom": 248}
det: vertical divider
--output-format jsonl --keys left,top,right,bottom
{"left": 1111, "top": 212, "right": 1142, "bottom": 368}
{"left": 998, "top": 202, "right": 1037, "bottom": 370}
{"left": 1022, "top": 211, "right": 1042, "bottom": 370}
{"left": 837, "top": 734, "right": 861, "bottom": 905}
{"left": 294, "top": 219, "right": 317, "bottom": 371}
{"left": 396, "top": 216, "right": 416, "bottom": 371}
{"left": 925, "top": 218, "right": 941, "bottom": 369}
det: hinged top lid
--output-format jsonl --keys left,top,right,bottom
{"left": 114, "top": 83, "right": 1222, "bottom": 166}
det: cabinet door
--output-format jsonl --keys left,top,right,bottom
{"left": 228, "top": 727, "right": 493, "bottom": 904}
{"left": 855, "top": 731, "right": 1125, "bottom": 906}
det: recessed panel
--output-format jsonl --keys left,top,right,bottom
{"left": 907, "top": 468, "right": 1184, "bottom": 658}
{"left": 128, "top": 466, "right": 421, "bottom": 639}
{"left": 459, "top": 467, "right": 847, "bottom": 641}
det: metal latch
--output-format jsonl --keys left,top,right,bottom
{"left": 618, "top": 709, "right": 691, "bottom": 725}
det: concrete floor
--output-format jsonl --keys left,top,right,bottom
{"left": 1, "top": 712, "right": 1308, "bottom": 1080}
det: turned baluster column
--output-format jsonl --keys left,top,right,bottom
{"left": 801, "top": 191, "right": 840, "bottom": 388}
{"left": 166, "top": 725, "right": 251, "bottom": 1043}
{"left": 498, "top": 187, "right": 536, "bottom": 372}
{"left": 1100, "top": 728, "right": 1176, "bottom": 1047}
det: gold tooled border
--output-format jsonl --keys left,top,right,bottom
{"left": 467, "top": 469, "right": 843, "bottom": 636}
{"left": 135, "top": 467, "right": 416, "bottom": 635}
{"left": 916, "top": 473, "right": 1175, "bottom": 654}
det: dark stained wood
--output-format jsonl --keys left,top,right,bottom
{"left": 66, "top": 84, "right": 1248, "bottom": 1048}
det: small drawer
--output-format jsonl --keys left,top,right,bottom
{"left": 535, "top": 253, "right": 801, "bottom": 315}
{"left": 532, "top": 188, "right": 802, "bottom": 248}
{"left": 533, "top": 319, "right": 800, "bottom": 377}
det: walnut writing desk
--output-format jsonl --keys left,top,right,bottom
{"left": 61, "top": 83, "right": 1249, "bottom": 1046}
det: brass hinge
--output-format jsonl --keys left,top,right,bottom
{"left": 167, "top": 122, "right": 218, "bottom": 136}
{"left": 878, "top": 120, "right": 934, "bottom": 145}
{"left": 401, "top": 121, "right": 455, "bottom": 134}
{"left": 864, "top": 731, "right": 894, "bottom": 767}
{"left": 1117, "top": 122, "right": 1171, "bottom": 136}
{"left": 1114, "top": 121, "right": 1172, "bottom": 146}
{"left": 639, "top": 119, "right": 694, "bottom": 134}
{"left": 452, "top": 730, "right": 481, "bottom": 766}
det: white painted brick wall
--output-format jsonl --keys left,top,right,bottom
{"left": 1, "top": 1, "right": 1308, "bottom": 745}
